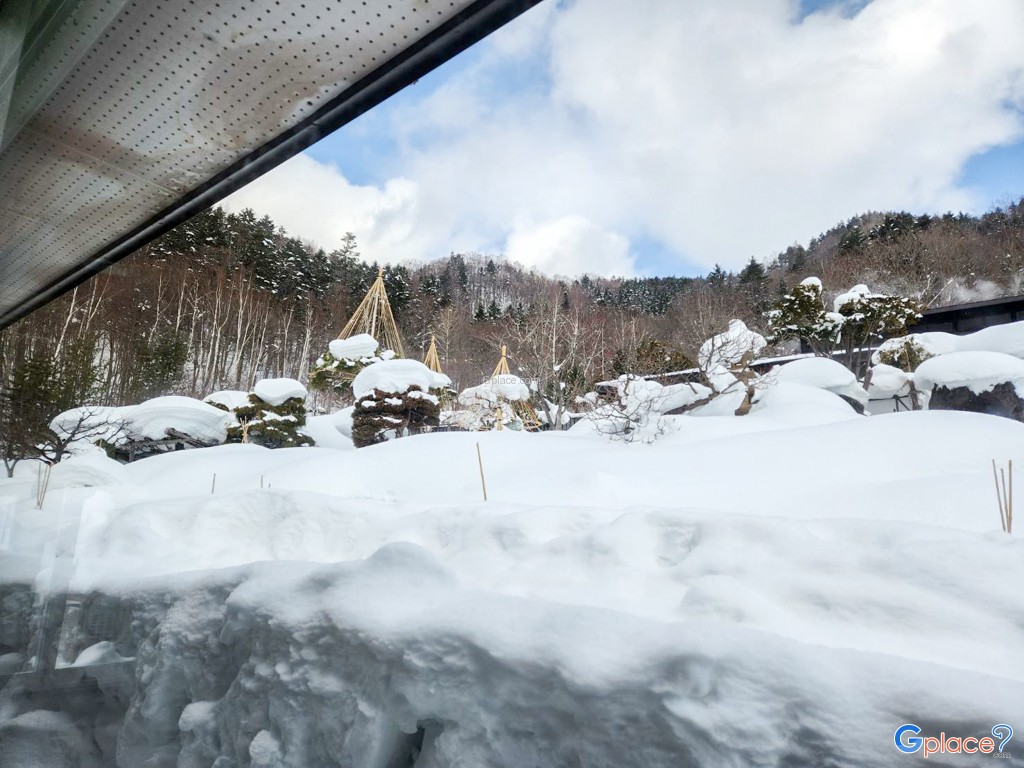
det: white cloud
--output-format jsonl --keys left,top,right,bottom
{"left": 222, "top": 155, "right": 434, "bottom": 261}
{"left": 227, "top": 0, "right": 1024, "bottom": 275}
{"left": 505, "top": 215, "right": 636, "bottom": 277}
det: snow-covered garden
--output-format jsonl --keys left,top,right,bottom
{"left": 3, "top": 344, "right": 1024, "bottom": 765}
{"left": 4, "top": 276, "right": 1024, "bottom": 766}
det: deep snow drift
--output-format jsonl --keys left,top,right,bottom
{"left": 2, "top": 400, "right": 1022, "bottom": 767}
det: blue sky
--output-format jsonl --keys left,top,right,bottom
{"left": 229, "top": 0, "right": 1024, "bottom": 279}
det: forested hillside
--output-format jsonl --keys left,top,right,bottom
{"left": 2, "top": 198, "right": 1023, "bottom": 414}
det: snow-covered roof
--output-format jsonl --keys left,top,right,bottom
{"left": 352, "top": 359, "right": 451, "bottom": 398}
{"left": 204, "top": 389, "right": 252, "bottom": 411}
{"left": 51, "top": 396, "right": 235, "bottom": 447}
{"left": 253, "top": 378, "right": 308, "bottom": 406}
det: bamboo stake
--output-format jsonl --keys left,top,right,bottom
{"left": 1003, "top": 456, "right": 1011, "bottom": 536}
{"left": 993, "top": 460, "right": 1007, "bottom": 532}
{"left": 476, "top": 443, "right": 488, "bottom": 502}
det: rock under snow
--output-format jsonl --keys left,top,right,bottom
{"left": 914, "top": 351, "right": 1024, "bottom": 420}
{"left": 253, "top": 378, "right": 308, "bottom": 406}
{"left": 914, "top": 351, "right": 1024, "bottom": 397}
{"left": 328, "top": 333, "right": 379, "bottom": 360}
{"left": 352, "top": 359, "right": 451, "bottom": 399}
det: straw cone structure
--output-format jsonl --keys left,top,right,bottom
{"left": 423, "top": 335, "right": 444, "bottom": 374}
{"left": 491, "top": 345, "right": 541, "bottom": 431}
{"left": 338, "top": 267, "right": 405, "bottom": 357}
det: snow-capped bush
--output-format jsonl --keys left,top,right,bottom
{"left": 587, "top": 376, "right": 711, "bottom": 443}
{"left": 226, "top": 379, "right": 313, "bottom": 448}
{"left": 698, "top": 319, "right": 766, "bottom": 370}
{"left": 351, "top": 360, "right": 449, "bottom": 448}
{"left": 309, "top": 334, "right": 396, "bottom": 393}
{"left": 449, "top": 374, "right": 532, "bottom": 431}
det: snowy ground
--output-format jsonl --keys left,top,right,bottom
{"left": 1, "top": 400, "right": 1022, "bottom": 766}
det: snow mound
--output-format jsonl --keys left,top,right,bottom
{"left": 352, "top": 359, "right": 451, "bottom": 398}
{"left": 868, "top": 363, "right": 912, "bottom": 398}
{"left": 914, "top": 351, "right": 1024, "bottom": 396}
{"left": 203, "top": 389, "right": 251, "bottom": 411}
{"left": 328, "top": 333, "right": 378, "bottom": 360}
{"left": 751, "top": 382, "right": 862, "bottom": 426}
{"left": 699, "top": 319, "right": 767, "bottom": 369}
{"left": 772, "top": 357, "right": 868, "bottom": 406}
{"left": 301, "top": 410, "right": 355, "bottom": 449}
{"left": 253, "top": 378, "right": 307, "bottom": 406}
{"left": 130, "top": 397, "right": 235, "bottom": 443}
{"left": 48, "top": 448, "right": 132, "bottom": 489}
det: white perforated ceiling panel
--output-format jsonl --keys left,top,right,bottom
{"left": 0, "top": 0, "right": 541, "bottom": 326}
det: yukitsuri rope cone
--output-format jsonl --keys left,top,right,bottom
{"left": 339, "top": 267, "right": 405, "bottom": 358}
{"left": 422, "top": 335, "right": 455, "bottom": 409}
{"left": 423, "top": 335, "right": 444, "bottom": 374}
{"left": 491, "top": 344, "right": 541, "bottom": 431}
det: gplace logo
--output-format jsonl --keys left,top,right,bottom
{"left": 894, "top": 724, "right": 1013, "bottom": 759}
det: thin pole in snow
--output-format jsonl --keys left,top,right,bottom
{"left": 211, "top": 473, "right": 217, "bottom": 495}
{"left": 476, "top": 442, "right": 488, "bottom": 502}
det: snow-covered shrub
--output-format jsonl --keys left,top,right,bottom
{"left": 874, "top": 335, "right": 933, "bottom": 372}
{"left": 308, "top": 334, "right": 394, "bottom": 394}
{"left": 226, "top": 378, "right": 314, "bottom": 448}
{"left": 449, "top": 375, "right": 532, "bottom": 431}
{"left": 350, "top": 360, "right": 450, "bottom": 448}
{"left": 698, "top": 319, "right": 766, "bottom": 371}
{"left": 587, "top": 376, "right": 711, "bottom": 442}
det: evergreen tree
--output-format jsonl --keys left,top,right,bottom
{"left": 738, "top": 257, "right": 766, "bottom": 285}
{"left": 707, "top": 264, "right": 728, "bottom": 287}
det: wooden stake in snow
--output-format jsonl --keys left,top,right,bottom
{"left": 35, "top": 464, "right": 52, "bottom": 509}
{"left": 992, "top": 459, "right": 1013, "bottom": 533}
{"left": 476, "top": 442, "right": 488, "bottom": 502}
